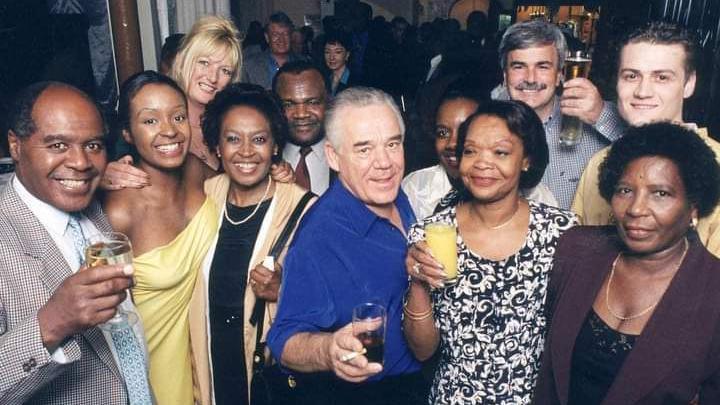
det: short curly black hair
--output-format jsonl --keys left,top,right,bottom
{"left": 455, "top": 99, "right": 548, "bottom": 201}
{"left": 201, "top": 83, "right": 288, "bottom": 163}
{"left": 598, "top": 122, "right": 720, "bottom": 217}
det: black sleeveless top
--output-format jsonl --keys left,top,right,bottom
{"left": 568, "top": 310, "right": 638, "bottom": 405}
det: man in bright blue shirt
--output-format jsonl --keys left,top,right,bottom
{"left": 267, "top": 87, "right": 426, "bottom": 404}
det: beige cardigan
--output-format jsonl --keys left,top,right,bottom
{"left": 189, "top": 175, "right": 315, "bottom": 404}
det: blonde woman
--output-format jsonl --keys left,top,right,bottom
{"left": 103, "top": 16, "right": 243, "bottom": 188}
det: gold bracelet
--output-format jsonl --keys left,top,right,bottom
{"left": 403, "top": 298, "right": 433, "bottom": 321}
{"left": 403, "top": 307, "right": 433, "bottom": 321}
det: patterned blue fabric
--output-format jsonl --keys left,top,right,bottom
{"left": 65, "top": 216, "right": 152, "bottom": 405}
{"left": 66, "top": 213, "right": 86, "bottom": 266}
{"left": 110, "top": 328, "right": 153, "bottom": 405}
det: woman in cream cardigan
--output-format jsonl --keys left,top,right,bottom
{"left": 188, "top": 84, "right": 315, "bottom": 404}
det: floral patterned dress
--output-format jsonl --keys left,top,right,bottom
{"left": 407, "top": 200, "right": 577, "bottom": 404}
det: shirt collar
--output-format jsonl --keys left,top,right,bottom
{"left": 285, "top": 139, "right": 327, "bottom": 158}
{"left": 340, "top": 67, "right": 351, "bottom": 84}
{"left": 329, "top": 179, "right": 415, "bottom": 237}
{"left": 683, "top": 122, "right": 699, "bottom": 131}
{"left": 12, "top": 175, "right": 72, "bottom": 236}
{"left": 429, "top": 54, "right": 443, "bottom": 68}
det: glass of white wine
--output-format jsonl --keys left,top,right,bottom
{"left": 85, "top": 232, "right": 137, "bottom": 331}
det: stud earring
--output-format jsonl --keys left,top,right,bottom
{"left": 691, "top": 217, "right": 698, "bottom": 229}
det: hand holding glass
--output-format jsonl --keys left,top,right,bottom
{"left": 352, "top": 303, "right": 386, "bottom": 364}
{"left": 560, "top": 51, "right": 592, "bottom": 146}
{"left": 85, "top": 232, "right": 137, "bottom": 331}
{"left": 425, "top": 221, "right": 458, "bottom": 285}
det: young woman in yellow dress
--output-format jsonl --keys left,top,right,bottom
{"left": 104, "top": 71, "right": 219, "bottom": 405}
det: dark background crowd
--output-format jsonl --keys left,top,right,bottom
{"left": 3, "top": 0, "right": 720, "bottom": 174}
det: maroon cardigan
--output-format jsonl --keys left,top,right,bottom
{"left": 533, "top": 226, "right": 720, "bottom": 405}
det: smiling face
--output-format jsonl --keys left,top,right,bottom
{"left": 324, "top": 42, "right": 349, "bottom": 72}
{"left": 124, "top": 83, "right": 190, "bottom": 170}
{"left": 9, "top": 86, "right": 107, "bottom": 212}
{"left": 277, "top": 70, "right": 327, "bottom": 146}
{"left": 435, "top": 98, "right": 479, "bottom": 180}
{"left": 459, "top": 115, "right": 529, "bottom": 204}
{"left": 617, "top": 42, "right": 696, "bottom": 126}
{"left": 612, "top": 156, "right": 695, "bottom": 256}
{"left": 218, "top": 105, "right": 277, "bottom": 192}
{"left": 504, "top": 44, "right": 562, "bottom": 121}
{"left": 186, "top": 49, "right": 234, "bottom": 107}
{"left": 325, "top": 103, "right": 404, "bottom": 215}
{"left": 266, "top": 23, "right": 291, "bottom": 56}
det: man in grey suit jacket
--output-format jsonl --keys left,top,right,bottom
{"left": 242, "top": 12, "right": 301, "bottom": 89}
{"left": 0, "top": 82, "right": 148, "bottom": 404}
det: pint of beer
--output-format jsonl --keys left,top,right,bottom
{"left": 560, "top": 52, "right": 592, "bottom": 146}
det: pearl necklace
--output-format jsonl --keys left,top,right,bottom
{"left": 224, "top": 177, "right": 273, "bottom": 226}
{"left": 605, "top": 238, "right": 688, "bottom": 321}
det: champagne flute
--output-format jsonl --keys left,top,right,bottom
{"left": 85, "top": 232, "right": 138, "bottom": 331}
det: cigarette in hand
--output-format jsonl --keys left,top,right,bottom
{"left": 340, "top": 347, "right": 367, "bottom": 363}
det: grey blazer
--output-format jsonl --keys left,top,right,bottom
{"left": 0, "top": 183, "right": 129, "bottom": 404}
{"left": 241, "top": 50, "right": 303, "bottom": 90}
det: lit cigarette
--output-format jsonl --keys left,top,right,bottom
{"left": 340, "top": 347, "right": 367, "bottom": 362}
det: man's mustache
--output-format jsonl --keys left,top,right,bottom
{"left": 516, "top": 81, "right": 548, "bottom": 91}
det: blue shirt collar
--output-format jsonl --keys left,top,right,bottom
{"left": 340, "top": 67, "right": 350, "bottom": 84}
{"left": 327, "top": 179, "right": 415, "bottom": 237}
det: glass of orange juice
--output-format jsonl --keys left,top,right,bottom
{"left": 425, "top": 220, "right": 458, "bottom": 285}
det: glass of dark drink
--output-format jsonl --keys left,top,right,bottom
{"left": 352, "top": 303, "right": 386, "bottom": 365}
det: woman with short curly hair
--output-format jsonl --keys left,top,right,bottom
{"left": 534, "top": 122, "right": 720, "bottom": 404}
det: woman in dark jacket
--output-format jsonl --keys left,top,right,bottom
{"left": 534, "top": 122, "right": 720, "bottom": 405}
{"left": 322, "top": 31, "right": 355, "bottom": 96}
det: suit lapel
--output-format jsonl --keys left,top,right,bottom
{"left": 602, "top": 240, "right": 706, "bottom": 404}
{"left": 550, "top": 233, "right": 618, "bottom": 405}
{"left": 3, "top": 185, "right": 73, "bottom": 293}
{"left": 1, "top": 186, "right": 123, "bottom": 382}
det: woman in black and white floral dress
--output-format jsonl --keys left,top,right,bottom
{"left": 403, "top": 100, "right": 577, "bottom": 405}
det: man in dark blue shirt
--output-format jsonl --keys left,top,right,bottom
{"left": 267, "top": 87, "right": 426, "bottom": 404}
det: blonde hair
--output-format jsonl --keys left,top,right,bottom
{"left": 171, "top": 16, "right": 242, "bottom": 94}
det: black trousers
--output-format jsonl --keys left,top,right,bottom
{"left": 282, "top": 371, "right": 429, "bottom": 405}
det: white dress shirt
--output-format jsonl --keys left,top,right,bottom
{"left": 284, "top": 140, "right": 331, "bottom": 195}
{"left": 425, "top": 54, "right": 443, "bottom": 83}
{"left": 12, "top": 177, "right": 148, "bottom": 366}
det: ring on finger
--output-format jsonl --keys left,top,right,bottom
{"left": 413, "top": 263, "right": 421, "bottom": 275}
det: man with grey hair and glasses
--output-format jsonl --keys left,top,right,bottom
{"left": 267, "top": 87, "right": 427, "bottom": 405}
{"left": 498, "top": 19, "right": 625, "bottom": 208}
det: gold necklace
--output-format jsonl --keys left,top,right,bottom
{"left": 475, "top": 200, "right": 520, "bottom": 230}
{"left": 605, "top": 238, "right": 688, "bottom": 321}
{"left": 224, "top": 177, "right": 273, "bottom": 226}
